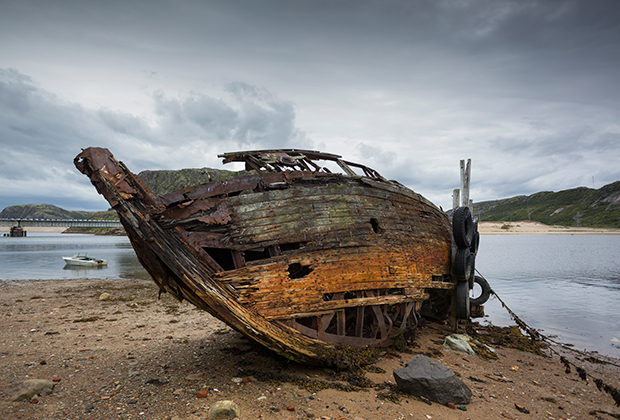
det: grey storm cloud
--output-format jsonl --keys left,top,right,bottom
{"left": 1, "top": 0, "right": 619, "bottom": 211}
{"left": 0, "top": 68, "right": 310, "bottom": 210}
{"left": 0, "top": 69, "right": 103, "bottom": 167}
{"left": 150, "top": 82, "right": 309, "bottom": 148}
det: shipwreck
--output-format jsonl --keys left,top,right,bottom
{"left": 75, "top": 147, "right": 485, "bottom": 363}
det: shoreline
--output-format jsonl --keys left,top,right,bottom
{"left": 3, "top": 221, "right": 619, "bottom": 236}
{"left": 0, "top": 227, "right": 125, "bottom": 235}
{"left": 479, "top": 220, "right": 620, "bottom": 235}
{"left": 1, "top": 278, "right": 619, "bottom": 419}
{"left": 0, "top": 226, "right": 67, "bottom": 233}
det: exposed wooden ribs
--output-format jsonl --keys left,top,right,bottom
{"left": 262, "top": 291, "right": 427, "bottom": 321}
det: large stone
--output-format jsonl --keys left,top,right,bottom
{"left": 5, "top": 379, "right": 55, "bottom": 402}
{"left": 208, "top": 400, "right": 240, "bottom": 419}
{"left": 393, "top": 355, "right": 472, "bottom": 405}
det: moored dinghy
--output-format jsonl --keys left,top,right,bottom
{"left": 62, "top": 253, "right": 108, "bottom": 267}
{"left": 75, "top": 147, "right": 481, "bottom": 363}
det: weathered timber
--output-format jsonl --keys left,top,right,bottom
{"left": 75, "top": 147, "right": 456, "bottom": 363}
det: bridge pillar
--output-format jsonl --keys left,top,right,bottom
{"left": 10, "top": 225, "right": 26, "bottom": 237}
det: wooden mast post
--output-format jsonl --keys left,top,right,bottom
{"left": 460, "top": 159, "right": 471, "bottom": 209}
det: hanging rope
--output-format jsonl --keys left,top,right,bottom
{"left": 475, "top": 269, "right": 620, "bottom": 407}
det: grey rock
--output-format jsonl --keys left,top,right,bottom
{"left": 186, "top": 373, "right": 206, "bottom": 381}
{"left": 393, "top": 355, "right": 472, "bottom": 405}
{"left": 5, "top": 379, "right": 55, "bottom": 402}
{"left": 40, "top": 387, "right": 53, "bottom": 396}
{"left": 208, "top": 400, "right": 241, "bottom": 419}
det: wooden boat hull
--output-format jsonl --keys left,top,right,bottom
{"left": 75, "top": 147, "right": 455, "bottom": 363}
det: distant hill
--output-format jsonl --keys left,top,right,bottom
{"left": 4, "top": 177, "right": 619, "bottom": 229}
{"left": 137, "top": 167, "right": 250, "bottom": 196}
{"left": 473, "top": 181, "right": 620, "bottom": 228}
{"left": 0, "top": 204, "right": 117, "bottom": 220}
{"left": 0, "top": 166, "right": 248, "bottom": 219}
{"left": 137, "top": 169, "right": 620, "bottom": 228}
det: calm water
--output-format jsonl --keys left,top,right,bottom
{"left": 0, "top": 232, "right": 149, "bottom": 280}
{"left": 1, "top": 232, "right": 619, "bottom": 357}
{"left": 476, "top": 234, "right": 620, "bottom": 358}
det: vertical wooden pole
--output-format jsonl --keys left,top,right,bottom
{"left": 452, "top": 189, "right": 460, "bottom": 211}
{"left": 461, "top": 159, "right": 471, "bottom": 208}
{"left": 459, "top": 160, "right": 465, "bottom": 207}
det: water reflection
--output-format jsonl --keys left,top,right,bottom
{"left": 62, "top": 264, "right": 109, "bottom": 276}
{"left": 476, "top": 234, "right": 620, "bottom": 358}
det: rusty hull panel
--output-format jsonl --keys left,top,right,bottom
{"left": 74, "top": 147, "right": 454, "bottom": 362}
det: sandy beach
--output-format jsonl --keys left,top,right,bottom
{"left": 0, "top": 227, "right": 67, "bottom": 233}
{"left": 478, "top": 221, "right": 620, "bottom": 235}
{"left": 1, "top": 278, "right": 619, "bottom": 420}
{"left": 3, "top": 221, "right": 619, "bottom": 236}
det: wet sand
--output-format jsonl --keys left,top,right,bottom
{"left": 1, "top": 278, "right": 619, "bottom": 419}
{"left": 0, "top": 227, "right": 66, "bottom": 233}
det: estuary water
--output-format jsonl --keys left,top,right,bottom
{"left": 1, "top": 232, "right": 619, "bottom": 357}
{"left": 0, "top": 232, "right": 149, "bottom": 281}
{"left": 476, "top": 234, "right": 620, "bottom": 358}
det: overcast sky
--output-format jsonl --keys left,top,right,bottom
{"left": 1, "top": 0, "right": 619, "bottom": 212}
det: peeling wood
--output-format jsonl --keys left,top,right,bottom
{"left": 75, "top": 147, "right": 456, "bottom": 363}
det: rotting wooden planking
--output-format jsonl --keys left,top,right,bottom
{"left": 75, "top": 147, "right": 456, "bottom": 364}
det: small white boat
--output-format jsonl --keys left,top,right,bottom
{"left": 62, "top": 253, "right": 108, "bottom": 267}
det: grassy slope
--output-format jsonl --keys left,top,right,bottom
{"left": 4, "top": 172, "right": 619, "bottom": 229}
{"left": 137, "top": 167, "right": 249, "bottom": 196}
{"left": 474, "top": 181, "right": 620, "bottom": 228}
{"left": 0, "top": 204, "right": 117, "bottom": 220}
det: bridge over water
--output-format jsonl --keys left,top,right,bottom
{"left": 0, "top": 218, "right": 122, "bottom": 236}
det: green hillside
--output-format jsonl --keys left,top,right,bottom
{"left": 0, "top": 204, "right": 117, "bottom": 220}
{"left": 473, "top": 181, "right": 620, "bottom": 228}
{"left": 4, "top": 176, "right": 619, "bottom": 229}
{"left": 137, "top": 167, "right": 250, "bottom": 196}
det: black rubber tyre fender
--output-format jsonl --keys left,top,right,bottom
{"left": 455, "top": 280, "right": 470, "bottom": 319}
{"left": 470, "top": 275, "right": 491, "bottom": 306}
{"left": 452, "top": 206, "right": 473, "bottom": 249}
{"left": 453, "top": 247, "right": 472, "bottom": 281}
{"left": 470, "top": 231, "right": 480, "bottom": 255}
{"left": 468, "top": 254, "right": 476, "bottom": 289}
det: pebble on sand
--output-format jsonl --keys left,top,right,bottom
{"left": 99, "top": 293, "right": 112, "bottom": 301}
{"left": 5, "top": 379, "right": 56, "bottom": 402}
{"left": 208, "top": 400, "right": 240, "bottom": 420}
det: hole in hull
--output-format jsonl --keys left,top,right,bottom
{"left": 281, "top": 242, "right": 304, "bottom": 252}
{"left": 370, "top": 218, "right": 381, "bottom": 233}
{"left": 203, "top": 248, "right": 236, "bottom": 271}
{"left": 244, "top": 248, "right": 271, "bottom": 262}
{"left": 288, "top": 262, "right": 313, "bottom": 279}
